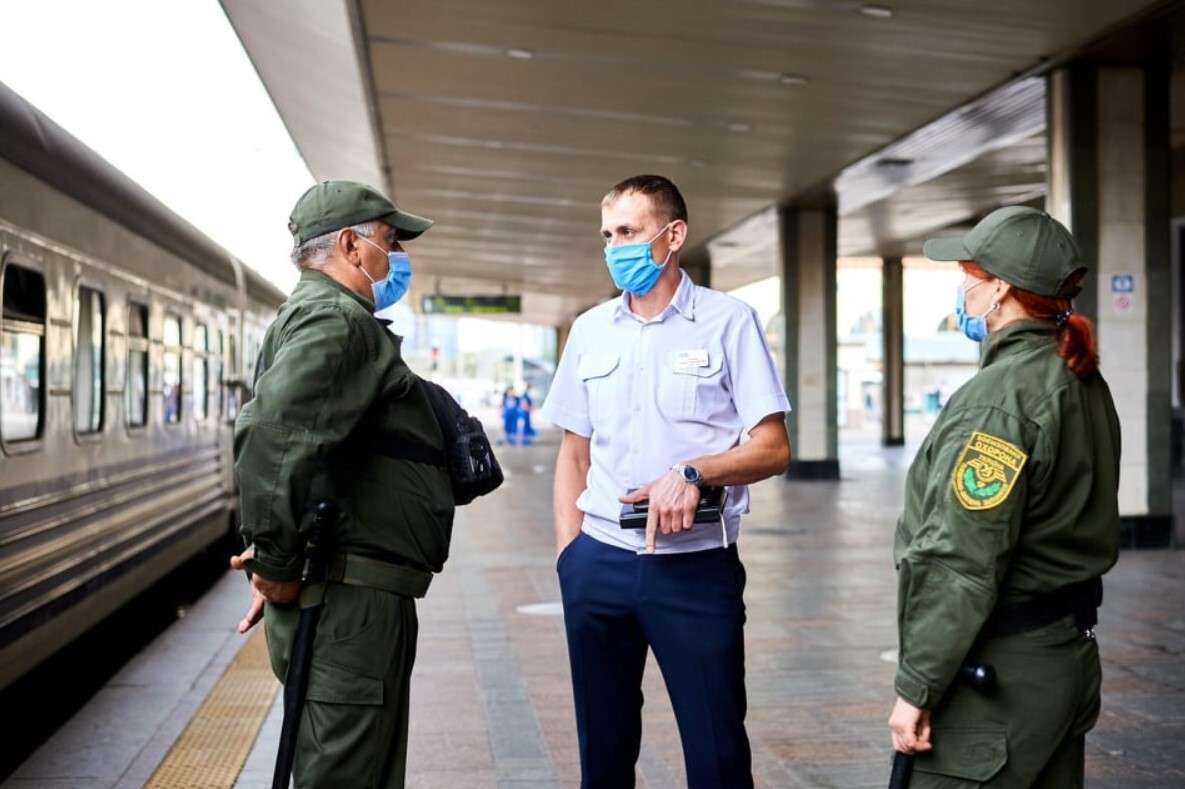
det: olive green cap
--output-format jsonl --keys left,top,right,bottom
{"left": 923, "top": 206, "right": 1085, "bottom": 298}
{"left": 288, "top": 180, "right": 433, "bottom": 245}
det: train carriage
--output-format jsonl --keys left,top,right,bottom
{"left": 0, "top": 81, "right": 285, "bottom": 689}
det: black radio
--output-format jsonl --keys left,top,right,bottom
{"left": 619, "top": 486, "right": 726, "bottom": 529}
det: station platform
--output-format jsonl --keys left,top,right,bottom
{"left": 4, "top": 431, "right": 1184, "bottom": 788}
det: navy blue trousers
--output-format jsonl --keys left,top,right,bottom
{"left": 557, "top": 532, "right": 752, "bottom": 789}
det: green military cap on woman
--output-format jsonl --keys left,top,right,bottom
{"left": 889, "top": 206, "right": 1120, "bottom": 787}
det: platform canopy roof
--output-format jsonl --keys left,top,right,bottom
{"left": 223, "top": 0, "right": 1166, "bottom": 323}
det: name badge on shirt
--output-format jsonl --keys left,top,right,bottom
{"left": 674, "top": 349, "right": 710, "bottom": 370}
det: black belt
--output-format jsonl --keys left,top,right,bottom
{"left": 301, "top": 553, "right": 433, "bottom": 603}
{"left": 982, "top": 577, "right": 1103, "bottom": 639}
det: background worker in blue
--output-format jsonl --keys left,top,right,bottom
{"left": 501, "top": 386, "right": 520, "bottom": 445}
{"left": 542, "top": 175, "right": 791, "bottom": 789}
{"left": 519, "top": 386, "right": 536, "bottom": 446}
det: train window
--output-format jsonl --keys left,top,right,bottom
{"left": 216, "top": 329, "right": 225, "bottom": 419}
{"left": 245, "top": 328, "right": 260, "bottom": 383}
{"left": 226, "top": 332, "right": 239, "bottom": 420}
{"left": 127, "top": 303, "right": 149, "bottom": 428}
{"left": 73, "top": 286, "right": 106, "bottom": 434}
{"left": 163, "top": 314, "right": 182, "bottom": 424}
{"left": 1, "top": 263, "right": 46, "bottom": 442}
{"left": 193, "top": 323, "right": 208, "bottom": 421}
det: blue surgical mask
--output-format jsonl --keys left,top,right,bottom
{"left": 360, "top": 237, "right": 412, "bottom": 310}
{"left": 603, "top": 222, "right": 675, "bottom": 296}
{"left": 955, "top": 282, "right": 998, "bottom": 343}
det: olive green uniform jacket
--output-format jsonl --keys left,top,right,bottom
{"left": 235, "top": 268, "right": 453, "bottom": 581}
{"left": 895, "top": 321, "right": 1120, "bottom": 785}
{"left": 234, "top": 269, "right": 453, "bottom": 789}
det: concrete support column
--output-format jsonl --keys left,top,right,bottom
{"left": 882, "top": 256, "right": 905, "bottom": 447}
{"left": 778, "top": 203, "right": 839, "bottom": 480}
{"left": 681, "top": 246, "right": 712, "bottom": 288}
{"left": 1047, "top": 64, "right": 1100, "bottom": 325}
{"left": 1047, "top": 63, "right": 1173, "bottom": 547}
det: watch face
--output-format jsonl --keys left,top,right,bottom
{"left": 682, "top": 466, "right": 699, "bottom": 483}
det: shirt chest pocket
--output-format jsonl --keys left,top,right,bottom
{"left": 659, "top": 349, "right": 727, "bottom": 421}
{"left": 577, "top": 351, "right": 620, "bottom": 430}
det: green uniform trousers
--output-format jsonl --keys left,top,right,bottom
{"left": 265, "top": 583, "right": 418, "bottom": 789}
{"left": 910, "top": 616, "right": 1101, "bottom": 788}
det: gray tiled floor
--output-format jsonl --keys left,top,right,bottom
{"left": 391, "top": 431, "right": 1185, "bottom": 788}
{"left": 9, "top": 429, "right": 1185, "bottom": 788}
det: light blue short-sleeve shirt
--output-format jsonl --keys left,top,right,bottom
{"left": 541, "top": 270, "right": 791, "bottom": 555}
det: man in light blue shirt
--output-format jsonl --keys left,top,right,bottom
{"left": 542, "top": 174, "right": 791, "bottom": 788}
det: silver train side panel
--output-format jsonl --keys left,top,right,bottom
{"left": 0, "top": 83, "right": 286, "bottom": 688}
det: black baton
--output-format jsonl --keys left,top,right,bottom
{"left": 888, "top": 661, "right": 996, "bottom": 789}
{"left": 889, "top": 751, "right": 914, "bottom": 789}
{"left": 272, "top": 501, "right": 336, "bottom": 789}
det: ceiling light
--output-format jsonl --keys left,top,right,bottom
{"left": 689, "top": 159, "right": 707, "bottom": 168}
{"left": 506, "top": 48, "right": 534, "bottom": 60}
{"left": 860, "top": 4, "right": 894, "bottom": 18}
{"left": 779, "top": 72, "right": 809, "bottom": 86}
{"left": 726, "top": 122, "right": 752, "bottom": 133}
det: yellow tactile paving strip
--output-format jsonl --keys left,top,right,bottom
{"left": 146, "top": 629, "right": 279, "bottom": 788}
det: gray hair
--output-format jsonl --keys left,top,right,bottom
{"left": 291, "top": 222, "right": 376, "bottom": 268}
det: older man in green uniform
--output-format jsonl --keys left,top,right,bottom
{"left": 890, "top": 206, "right": 1121, "bottom": 787}
{"left": 230, "top": 180, "right": 454, "bottom": 788}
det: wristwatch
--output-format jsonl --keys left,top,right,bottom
{"left": 671, "top": 463, "right": 703, "bottom": 487}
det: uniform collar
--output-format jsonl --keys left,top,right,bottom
{"left": 980, "top": 319, "right": 1057, "bottom": 368}
{"left": 614, "top": 269, "right": 696, "bottom": 323}
{"left": 296, "top": 267, "right": 376, "bottom": 313}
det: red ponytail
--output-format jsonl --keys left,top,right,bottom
{"left": 959, "top": 261, "right": 1098, "bottom": 377}
{"left": 1054, "top": 314, "right": 1099, "bottom": 377}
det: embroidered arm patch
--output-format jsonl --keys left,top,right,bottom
{"left": 951, "top": 431, "right": 1028, "bottom": 510}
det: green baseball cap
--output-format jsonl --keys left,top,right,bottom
{"left": 923, "top": 206, "right": 1085, "bottom": 298}
{"left": 288, "top": 180, "right": 433, "bottom": 245}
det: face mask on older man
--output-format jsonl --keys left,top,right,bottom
{"left": 359, "top": 237, "right": 412, "bottom": 310}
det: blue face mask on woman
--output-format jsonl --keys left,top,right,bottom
{"left": 603, "top": 222, "right": 675, "bottom": 296}
{"left": 955, "top": 281, "right": 999, "bottom": 343}
{"left": 360, "top": 237, "right": 412, "bottom": 310}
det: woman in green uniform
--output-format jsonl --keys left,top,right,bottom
{"left": 889, "top": 206, "right": 1121, "bottom": 787}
